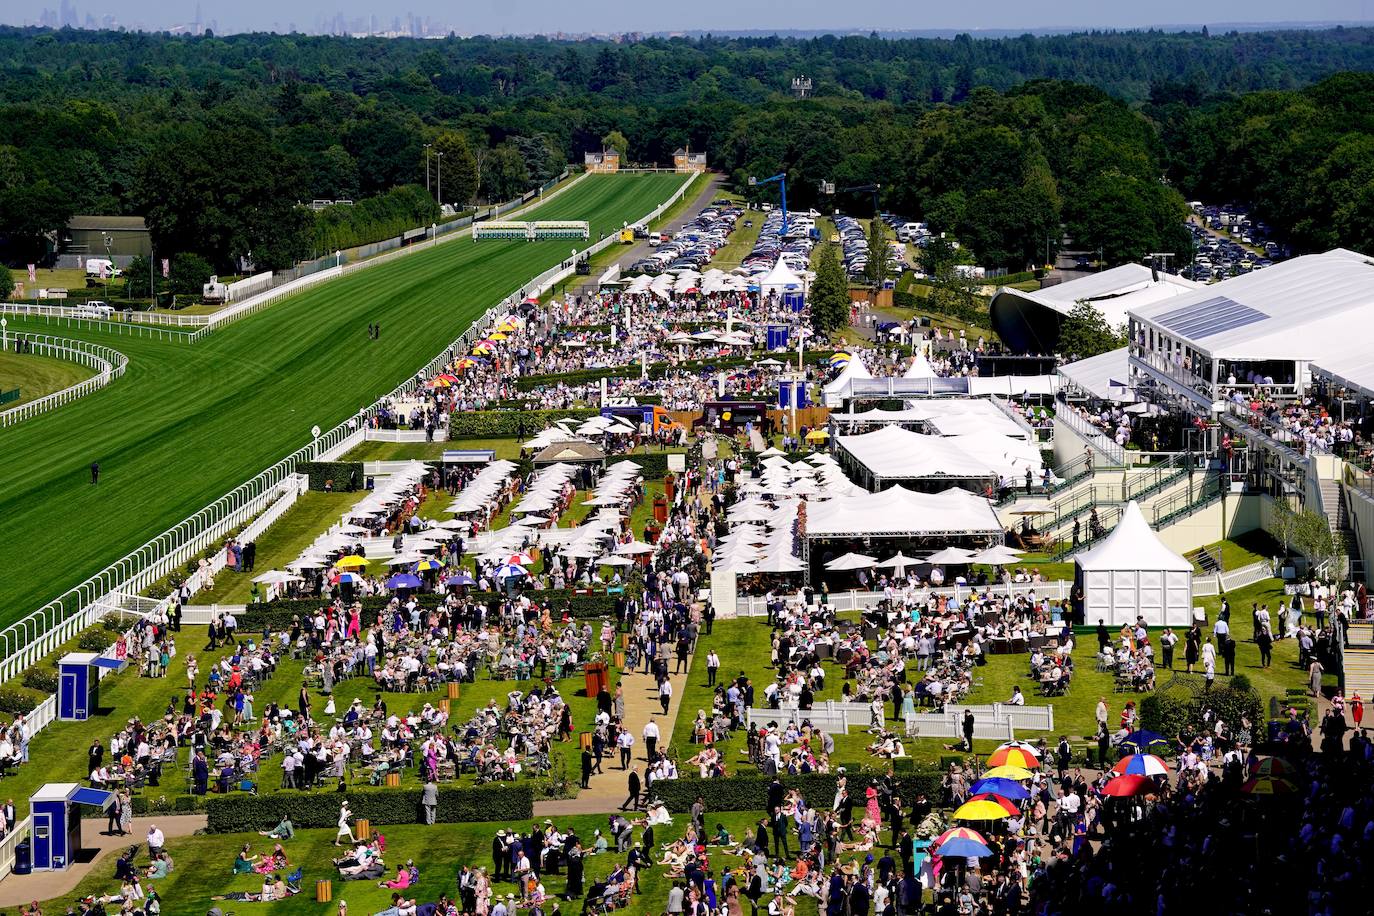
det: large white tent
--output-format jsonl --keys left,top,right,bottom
{"left": 760, "top": 259, "right": 806, "bottom": 294}
{"left": 835, "top": 424, "right": 1045, "bottom": 488}
{"left": 805, "top": 486, "right": 1003, "bottom": 538}
{"left": 1074, "top": 501, "right": 1193, "bottom": 626}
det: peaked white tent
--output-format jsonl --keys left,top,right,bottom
{"left": 760, "top": 259, "right": 806, "bottom": 294}
{"left": 822, "top": 358, "right": 873, "bottom": 407}
{"left": 1074, "top": 501, "right": 1193, "bottom": 626}
{"left": 904, "top": 353, "right": 936, "bottom": 379}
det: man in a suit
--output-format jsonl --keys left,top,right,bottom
{"left": 421, "top": 779, "right": 439, "bottom": 825}
{"left": 622, "top": 768, "right": 641, "bottom": 811}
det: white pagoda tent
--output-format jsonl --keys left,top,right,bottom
{"left": 1074, "top": 501, "right": 1193, "bottom": 626}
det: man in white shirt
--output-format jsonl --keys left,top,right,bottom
{"left": 1007, "top": 686, "right": 1025, "bottom": 706}
{"left": 147, "top": 824, "right": 165, "bottom": 856}
{"left": 643, "top": 719, "right": 660, "bottom": 762}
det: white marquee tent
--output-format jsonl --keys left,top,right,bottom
{"left": 822, "top": 358, "right": 873, "bottom": 406}
{"left": 835, "top": 424, "right": 1046, "bottom": 487}
{"left": 1074, "top": 501, "right": 1193, "bottom": 626}
{"left": 805, "top": 486, "right": 1003, "bottom": 539}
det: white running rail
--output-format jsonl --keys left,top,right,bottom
{"left": 0, "top": 334, "right": 128, "bottom": 428}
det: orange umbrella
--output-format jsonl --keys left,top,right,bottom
{"left": 1102, "top": 774, "right": 1155, "bottom": 797}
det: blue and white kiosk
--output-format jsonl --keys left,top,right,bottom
{"left": 58, "top": 652, "right": 128, "bottom": 721}
{"left": 29, "top": 783, "right": 116, "bottom": 871}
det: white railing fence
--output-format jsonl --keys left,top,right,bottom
{"left": 1055, "top": 408, "right": 1126, "bottom": 467}
{"left": 0, "top": 334, "right": 129, "bottom": 428}
{"left": 0, "top": 173, "right": 694, "bottom": 691}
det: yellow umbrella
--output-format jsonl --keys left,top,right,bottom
{"left": 982, "top": 765, "right": 1033, "bottom": 781}
{"left": 488, "top": 331, "right": 508, "bottom": 341}
{"left": 951, "top": 799, "right": 1012, "bottom": 821}
{"left": 497, "top": 320, "right": 520, "bottom": 332}
{"left": 805, "top": 429, "right": 830, "bottom": 441}
{"left": 334, "top": 555, "right": 370, "bottom": 569}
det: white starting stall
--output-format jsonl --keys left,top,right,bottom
{"left": 1074, "top": 500, "right": 1194, "bottom": 626}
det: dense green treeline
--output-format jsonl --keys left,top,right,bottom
{"left": 0, "top": 26, "right": 1370, "bottom": 272}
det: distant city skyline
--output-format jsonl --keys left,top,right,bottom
{"left": 5, "top": 0, "right": 1374, "bottom": 38}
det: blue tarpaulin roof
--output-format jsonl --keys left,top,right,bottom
{"left": 70, "top": 787, "right": 115, "bottom": 808}
{"left": 92, "top": 657, "right": 127, "bottom": 670}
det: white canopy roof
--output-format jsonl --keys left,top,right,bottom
{"left": 1058, "top": 347, "right": 1136, "bottom": 402}
{"left": 836, "top": 424, "right": 1043, "bottom": 482}
{"left": 805, "top": 486, "right": 1002, "bottom": 538}
{"left": 1075, "top": 501, "right": 1192, "bottom": 572}
{"left": 1128, "top": 249, "right": 1374, "bottom": 361}
{"left": 991, "top": 263, "right": 1199, "bottom": 352}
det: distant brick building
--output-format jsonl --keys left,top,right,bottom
{"left": 584, "top": 149, "right": 621, "bottom": 173}
{"left": 673, "top": 148, "right": 707, "bottom": 173}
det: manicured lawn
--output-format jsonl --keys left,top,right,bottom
{"left": 36, "top": 812, "right": 814, "bottom": 916}
{"left": 0, "top": 173, "right": 687, "bottom": 628}
{"left": 0, "top": 349, "right": 95, "bottom": 406}
{"left": 1186, "top": 531, "right": 1280, "bottom": 573}
{"left": 673, "top": 578, "right": 1305, "bottom": 772}
{"left": 209, "top": 492, "right": 362, "bottom": 604}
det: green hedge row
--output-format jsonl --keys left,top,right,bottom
{"left": 298, "top": 461, "right": 366, "bottom": 492}
{"left": 651, "top": 771, "right": 944, "bottom": 814}
{"left": 449, "top": 409, "right": 599, "bottom": 439}
{"left": 236, "top": 591, "right": 622, "bottom": 629}
{"left": 204, "top": 783, "right": 532, "bottom": 832}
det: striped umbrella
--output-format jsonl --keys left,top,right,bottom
{"left": 1110, "top": 754, "right": 1170, "bottom": 778}
{"left": 981, "top": 765, "right": 1034, "bottom": 781}
{"left": 335, "top": 571, "right": 364, "bottom": 585}
{"left": 494, "top": 563, "right": 528, "bottom": 579}
{"left": 1242, "top": 776, "right": 1296, "bottom": 795}
{"left": 933, "top": 828, "right": 991, "bottom": 859}
{"left": 507, "top": 552, "right": 536, "bottom": 566}
{"left": 413, "top": 559, "right": 444, "bottom": 572}
{"left": 987, "top": 746, "right": 1040, "bottom": 769}
{"left": 1248, "top": 756, "right": 1294, "bottom": 778}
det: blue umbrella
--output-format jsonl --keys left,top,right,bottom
{"left": 447, "top": 573, "right": 477, "bottom": 586}
{"left": 969, "top": 777, "right": 1029, "bottom": 801}
{"left": 493, "top": 563, "right": 528, "bottom": 579}
{"left": 1120, "top": 730, "right": 1170, "bottom": 754}
{"left": 934, "top": 836, "right": 992, "bottom": 859}
{"left": 386, "top": 573, "right": 422, "bottom": 590}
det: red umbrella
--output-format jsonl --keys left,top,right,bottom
{"left": 1102, "top": 774, "right": 1156, "bottom": 797}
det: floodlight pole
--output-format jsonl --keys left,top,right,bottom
{"left": 749, "top": 173, "right": 789, "bottom": 236}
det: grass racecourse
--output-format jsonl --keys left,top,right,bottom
{"left": 0, "top": 172, "right": 686, "bottom": 626}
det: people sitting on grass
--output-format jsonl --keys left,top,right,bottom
{"left": 379, "top": 860, "right": 419, "bottom": 889}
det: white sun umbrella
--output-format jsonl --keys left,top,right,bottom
{"left": 969, "top": 545, "right": 1025, "bottom": 565}
{"left": 562, "top": 542, "right": 605, "bottom": 559}
{"left": 825, "top": 552, "right": 879, "bottom": 571}
{"left": 336, "top": 523, "right": 371, "bottom": 536}
{"left": 878, "top": 551, "right": 921, "bottom": 575}
{"left": 253, "top": 569, "right": 302, "bottom": 584}
{"left": 519, "top": 514, "right": 551, "bottom": 525}
{"left": 597, "top": 555, "right": 636, "bottom": 567}
{"left": 691, "top": 329, "right": 718, "bottom": 341}
{"left": 387, "top": 552, "right": 427, "bottom": 566}
{"left": 287, "top": 554, "right": 329, "bottom": 570}
{"left": 615, "top": 540, "right": 656, "bottom": 556}
{"left": 759, "top": 446, "right": 786, "bottom": 457}
{"left": 753, "top": 552, "right": 806, "bottom": 574}
{"left": 926, "top": 546, "right": 975, "bottom": 565}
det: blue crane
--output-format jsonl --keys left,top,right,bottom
{"left": 748, "top": 173, "right": 789, "bottom": 236}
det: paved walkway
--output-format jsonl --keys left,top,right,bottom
{"left": 535, "top": 651, "right": 693, "bottom": 817}
{"left": 0, "top": 814, "right": 207, "bottom": 907}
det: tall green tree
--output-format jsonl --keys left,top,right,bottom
{"left": 601, "top": 130, "right": 630, "bottom": 162}
{"left": 810, "top": 245, "right": 850, "bottom": 335}
{"left": 863, "top": 220, "right": 889, "bottom": 292}
{"left": 1057, "top": 300, "right": 1125, "bottom": 359}
{"left": 480, "top": 143, "right": 530, "bottom": 203}
{"left": 430, "top": 131, "right": 479, "bottom": 208}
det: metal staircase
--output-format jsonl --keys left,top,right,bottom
{"left": 1318, "top": 479, "right": 1365, "bottom": 583}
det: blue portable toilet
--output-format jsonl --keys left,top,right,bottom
{"left": 783, "top": 292, "right": 805, "bottom": 313}
{"left": 58, "top": 652, "right": 128, "bottom": 721}
{"left": 766, "top": 324, "right": 790, "bottom": 350}
{"left": 29, "top": 783, "right": 116, "bottom": 871}
{"left": 777, "top": 379, "right": 810, "bottom": 409}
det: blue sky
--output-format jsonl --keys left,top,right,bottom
{"left": 8, "top": 0, "right": 1373, "bottom": 34}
